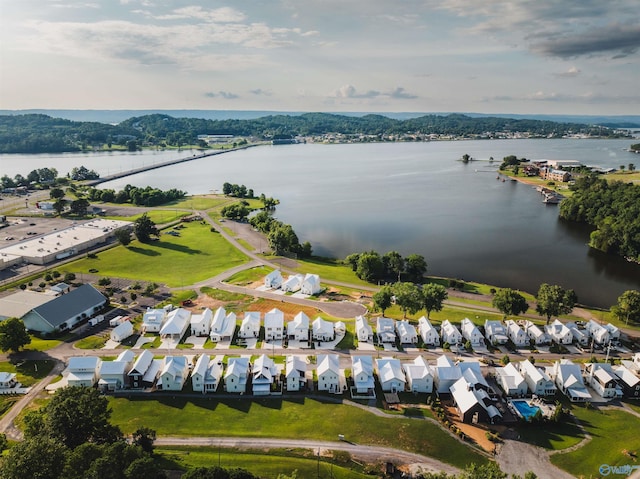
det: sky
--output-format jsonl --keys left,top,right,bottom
{"left": 1, "top": 0, "right": 639, "bottom": 115}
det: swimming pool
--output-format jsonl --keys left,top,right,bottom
{"left": 511, "top": 400, "right": 542, "bottom": 420}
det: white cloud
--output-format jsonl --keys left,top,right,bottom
{"left": 555, "top": 66, "right": 581, "bottom": 78}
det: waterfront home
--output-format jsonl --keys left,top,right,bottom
{"left": 288, "top": 312, "right": 310, "bottom": 341}
{"left": 566, "top": 322, "right": 589, "bottom": 346}
{"left": 282, "top": 274, "right": 304, "bottom": 293}
{"left": 252, "top": 354, "right": 279, "bottom": 395}
{"left": 301, "top": 273, "right": 321, "bottom": 295}
{"left": 585, "top": 320, "right": 610, "bottom": 346}
{"left": 209, "top": 307, "right": 236, "bottom": 342}
{"left": 317, "top": 354, "right": 342, "bottom": 394}
{"left": 396, "top": 320, "right": 418, "bottom": 344}
{"left": 128, "top": 350, "right": 154, "bottom": 389}
{"left": 355, "top": 315, "right": 373, "bottom": 343}
{"left": 98, "top": 359, "right": 128, "bottom": 392}
{"left": 433, "top": 354, "right": 462, "bottom": 394}
{"left": 191, "top": 354, "right": 223, "bottom": 394}
{"left": 160, "top": 308, "right": 191, "bottom": 342}
{"left": 312, "top": 317, "right": 335, "bottom": 342}
{"left": 550, "top": 359, "right": 591, "bottom": 402}
{"left": 141, "top": 308, "right": 167, "bottom": 333}
{"left": 224, "top": 357, "right": 250, "bottom": 394}
{"left": 484, "top": 320, "right": 508, "bottom": 345}
{"left": 584, "top": 363, "right": 622, "bottom": 399}
{"left": 522, "top": 320, "right": 550, "bottom": 346}
{"left": 190, "top": 308, "right": 213, "bottom": 337}
{"left": 505, "top": 320, "right": 528, "bottom": 348}
{"left": 418, "top": 316, "right": 439, "bottom": 346}
{"left": 545, "top": 319, "right": 573, "bottom": 345}
{"left": 376, "top": 317, "right": 396, "bottom": 343}
{"left": 613, "top": 364, "right": 640, "bottom": 398}
{"left": 440, "top": 320, "right": 462, "bottom": 346}
{"left": 67, "top": 356, "right": 101, "bottom": 388}
{"left": 460, "top": 318, "right": 484, "bottom": 347}
{"left": 351, "top": 356, "right": 375, "bottom": 396}
{"left": 264, "top": 270, "right": 283, "bottom": 289}
{"left": 450, "top": 370, "right": 502, "bottom": 424}
{"left": 376, "top": 358, "right": 406, "bottom": 393}
{"left": 158, "top": 356, "right": 189, "bottom": 391}
{"left": 495, "top": 363, "right": 528, "bottom": 397}
{"left": 285, "top": 356, "right": 307, "bottom": 392}
{"left": 604, "top": 323, "right": 620, "bottom": 341}
{"left": 110, "top": 320, "right": 134, "bottom": 343}
{"left": 517, "top": 359, "right": 556, "bottom": 397}
{"left": 239, "top": 312, "right": 261, "bottom": 339}
{"left": 403, "top": 356, "right": 433, "bottom": 393}
{"left": 264, "top": 308, "right": 284, "bottom": 341}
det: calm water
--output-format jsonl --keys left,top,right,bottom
{"left": 3, "top": 139, "right": 639, "bottom": 308}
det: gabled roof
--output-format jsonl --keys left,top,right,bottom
{"left": 192, "top": 354, "right": 211, "bottom": 377}
{"left": 317, "top": 354, "right": 340, "bottom": 376}
{"left": 396, "top": 320, "right": 417, "bottom": 338}
{"left": 161, "top": 356, "right": 188, "bottom": 378}
{"left": 191, "top": 308, "right": 213, "bottom": 326}
{"left": 312, "top": 317, "right": 334, "bottom": 335}
{"left": 129, "top": 350, "right": 153, "bottom": 376}
{"left": 241, "top": 312, "right": 261, "bottom": 328}
{"left": 30, "top": 284, "right": 106, "bottom": 328}
{"left": 264, "top": 308, "right": 284, "bottom": 328}
{"left": 143, "top": 308, "right": 166, "bottom": 325}
{"left": 100, "top": 360, "right": 127, "bottom": 376}
{"left": 160, "top": 308, "right": 191, "bottom": 335}
{"left": 376, "top": 358, "right": 405, "bottom": 384}
{"left": 116, "top": 350, "right": 135, "bottom": 364}
{"left": 613, "top": 365, "right": 640, "bottom": 387}
{"left": 286, "top": 356, "right": 306, "bottom": 378}
{"left": 519, "top": 359, "right": 551, "bottom": 383}
{"left": 225, "top": 357, "right": 249, "bottom": 378}
{"left": 69, "top": 356, "right": 101, "bottom": 371}
{"left": 290, "top": 311, "right": 309, "bottom": 330}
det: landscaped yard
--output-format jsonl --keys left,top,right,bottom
{"left": 226, "top": 266, "right": 274, "bottom": 286}
{"left": 25, "top": 335, "right": 63, "bottom": 352}
{"left": 0, "top": 360, "right": 55, "bottom": 417}
{"left": 108, "top": 396, "right": 487, "bottom": 469}
{"left": 105, "top": 210, "right": 187, "bottom": 224}
{"left": 293, "top": 257, "right": 373, "bottom": 287}
{"left": 75, "top": 335, "right": 108, "bottom": 349}
{"left": 69, "top": 222, "right": 249, "bottom": 286}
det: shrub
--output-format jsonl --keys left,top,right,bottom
{"left": 20, "top": 284, "right": 27, "bottom": 290}
{"left": 39, "top": 282, "right": 46, "bottom": 288}
{"left": 64, "top": 272, "right": 76, "bottom": 282}
{"left": 44, "top": 273, "right": 53, "bottom": 282}
{"left": 52, "top": 271, "right": 61, "bottom": 279}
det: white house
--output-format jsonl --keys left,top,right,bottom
{"left": 288, "top": 312, "right": 310, "bottom": 341}
{"left": 433, "top": 354, "right": 462, "bottom": 393}
{"left": 264, "top": 270, "right": 283, "bottom": 289}
{"left": 191, "top": 354, "right": 224, "bottom": 394}
{"left": 312, "top": 317, "right": 335, "bottom": 342}
{"left": 545, "top": 319, "right": 573, "bottom": 345}
{"left": 67, "top": 356, "right": 101, "bottom": 388}
{"left": 160, "top": 308, "right": 191, "bottom": 341}
{"left": 403, "top": 356, "right": 433, "bottom": 393}
{"left": 523, "top": 320, "right": 550, "bottom": 345}
{"left": 495, "top": 362, "right": 528, "bottom": 397}
{"left": 282, "top": 274, "right": 304, "bottom": 293}
{"left": 252, "top": 354, "right": 279, "bottom": 395}
{"left": 418, "top": 316, "right": 439, "bottom": 346}
{"left": 190, "top": 308, "right": 213, "bottom": 337}
{"left": 0, "top": 372, "right": 17, "bottom": 390}
{"left": 566, "top": 322, "right": 589, "bottom": 346}
{"left": 604, "top": 323, "right": 620, "bottom": 341}
{"left": 158, "top": 356, "right": 189, "bottom": 391}
{"left": 460, "top": 318, "right": 484, "bottom": 347}
{"left": 376, "top": 358, "right": 406, "bottom": 393}
{"left": 517, "top": 359, "right": 556, "bottom": 397}
{"left": 484, "top": 320, "right": 508, "bottom": 345}
{"left": 613, "top": 364, "right": 640, "bottom": 398}
{"left": 98, "top": 360, "right": 128, "bottom": 392}
{"left": 396, "top": 320, "right": 418, "bottom": 344}
{"left": 225, "top": 357, "right": 250, "bottom": 393}
{"left": 128, "top": 350, "right": 154, "bottom": 389}
{"left": 264, "top": 308, "right": 284, "bottom": 341}
{"left": 505, "top": 320, "right": 528, "bottom": 347}
{"left": 440, "top": 320, "right": 462, "bottom": 346}
{"left": 376, "top": 317, "right": 396, "bottom": 343}
{"left": 286, "top": 356, "right": 307, "bottom": 392}
{"left": 335, "top": 321, "right": 346, "bottom": 336}
{"left": 584, "top": 363, "right": 622, "bottom": 399}
{"left": 300, "top": 273, "right": 321, "bottom": 295}
{"left": 210, "top": 307, "right": 236, "bottom": 342}
{"left": 355, "top": 315, "right": 373, "bottom": 343}
{"left": 351, "top": 355, "right": 375, "bottom": 395}
{"left": 585, "top": 320, "right": 610, "bottom": 345}
{"left": 450, "top": 375, "right": 502, "bottom": 424}
{"left": 239, "top": 312, "right": 261, "bottom": 339}
{"left": 142, "top": 308, "right": 167, "bottom": 333}
{"left": 550, "top": 359, "right": 591, "bottom": 402}
{"left": 110, "top": 320, "right": 134, "bottom": 343}
{"left": 317, "top": 354, "right": 342, "bottom": 393}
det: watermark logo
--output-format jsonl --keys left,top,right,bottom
{"left": 600, "top": 464, "right": 640, "bottom": 476}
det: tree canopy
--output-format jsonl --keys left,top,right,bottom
{"left": 535, "top": 283, "right": 577, "bottom": 324}
{"left": 392, "top": 282, "right": 424, "bottom": 318}
{"left": 0, "top": 317, "right": 31, "bottom": 352}
{"left": 134, "top": 213, "right": 159, "bottom": 243}
{"left": 422, "top": 283, "right": 448, "bottom": 318}
{"left": 492, "top": 288, "right": 529, "bottom": 318}
{"left": 611, "top": 289, "right": 640, "bottom": 325}
{"left": 372, "top": 285, "right": 394, "bottom": 315}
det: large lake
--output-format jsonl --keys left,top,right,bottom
{"left": 2, "top": 139, "right": 639, "bottom": 308}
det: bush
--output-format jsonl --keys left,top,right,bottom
{"left": 20, "top": 284, "right": 27, "bottom": 290}
{"left": 52, "top": 271, "right": 61, "bottom": 279}
{"left": 501, "top": 354, "right": 510, "bottom": 365}
{"left": 44, "top": 273, "right": 53, "bottom": 282}
{"left": 64, "top": 272, "right": 76, "bottom": 282}
{"left": 39, "top": 282, "right": 46, "bottom": 288}
{"left": 443, "top": 341, "right": 451, "bottom": 351}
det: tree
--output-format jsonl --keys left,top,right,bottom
{"left": 383, "top": 251, "right": 404, "bottom": 282}
{"left": 114, "top": 228, "right": 132, "bottom": 246}
{"left": 535, "top": 283, "right": 577, "bottom": 324}
{"left": 404, "top": 254, "right": 427, "bottom": 282}
{"left": 629, "top": 163, "right": 636, "bottom": 172}
{"left": 64, "top": 272, "right": 76, "bottom": 282}
{"left": 355, "top": 251, "right": 385, "bottom": 282}
{"left": 612, "top": 289, "right": 640, "bottom": 325}
{"left": 132, "top": 427, "right": 157, "bottom": 453}
{"left": 300, "top": 241, "right": 312, "bottom": 258}
{"left": 0, "top": 317, "right": 31, "bottom": 352}
{"left": 373, "top": 285, "right": 394, "bottom": 315}
{"left": 459, "top": 462, "right": 507, "bottom": 479}
{"left": 422, "top": 283, "right": 448, "bottom": 318}
{"left": 53, "top": 198, "right": 67, "bottom": 215}
{"left": 492, "top": 288, "right": 528, "bottom": 318}
{"left": 392, "top": 282, "right": 423, "bottom": 318}
{"left": 50, "top": 187, "right": 65, "bottom": 200}
{"left": 134, "top": 213, "right": 159, "bottom": 243}
{"left": 0, "top": 436, "right": 68, "bottom": 479}
{"left": 69, "top": 198, "right": 90, "bottom": 216}
{"left": 125, "top": 456, "right": 167, "bottom": 479}
{"left": 345, "top": 253, "right": 360, "bottom": 271}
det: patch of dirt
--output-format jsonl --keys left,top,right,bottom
{"left": 443, "top": 404, "right": 497, "bottom": 453}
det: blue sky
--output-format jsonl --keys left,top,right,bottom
{"left": 1, "top": 0, "right": 639, "bottom": 114}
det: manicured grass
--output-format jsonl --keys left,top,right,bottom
{"left": 625, "top": 400, "right": 640, "bottom": 415}
{"left": 105, "top": 210, "right": 187, "bottom": 224}
{"left": 166, "top": 196, "right": 231, "bottom": 211}
{"left": 0, "top": 359, "right": 55, "bottom": 388}
{"left": 75, "top": 335, "right": 107, "bottom": 349}
{"left": 336, "top": 323, "right": 355, "bottom": 350}
{"left": 68, "top": 222, "right": 249, "bottom": 287}
{"left": 108, "top": 396, "right": 487, "bottom": 469}
{"left": 226, "top": 266, "right": 273, "bottom": 286}
{"left": 516, "top": 416, "right": 584, "bottom": 451}
{"left": 551, "top": 406, "right": 640, "bottom": 477}
{"left": 170, "top": 289, "right": 198, "bottom": 304}
{"left": 293, "top": 257, "right": 372, "bottom": 287}
{"left": 24, "top": 335, "right": 62, "bottom": 352}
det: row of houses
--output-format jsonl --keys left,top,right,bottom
{"left": 264, "top": 271, "right": 322, "bottom": 295}
{"left": 545, "top": 319, "right": 620, "bottom": 347}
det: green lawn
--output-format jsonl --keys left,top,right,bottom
{"left": 516, "top": 416, "right": 584, "bottom": 451}
{"left": 24, "top": 335, "right": 62, "bottom": 352}
{"left": 68, "top": 222, "right": 249, "bottom": 286}
{"left": 551, "top": 406, "right": 640, "bottom": 477}
{"left": 105, "top": 210, "right": 188, "bottom": 225}
{"left": 108, "top": 396, "right": 487, "bottom": 469}
{"left": 293, "top": 257, "right": 372, "bottom": 287}
{"left": 75, "top": 335, "right": 107, "bottom": 349}
{"left": 226, "top": 266, "right": 274, "bottom": 286}
{"left": 166, "top": 196, "right": 233, "bottom": 211}
{"left": 0, "top": 360, "right": 55, "bottom": 417}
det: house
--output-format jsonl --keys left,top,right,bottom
{"left": 612, "top": 364, "right": 640, "bottom": 398}
{"left": 351, "top": 356, "right": 375, "bottom": 395}
{"left": 312, "top": 317, "right": 335, "bottom": 342}
{"left": 460, "top": 318, "right": 484, "bottom": 347}
{"left": 141, "top": 358, "right": 162, "bottom": 388}
{"left": 285, "top": 356, "right": 307, "bottom": 392}
{"left": 22, "top": 284, "right": 108, "bottom": 333}
{"left": 300, "top": 273, "right": 321, "bottom": 295}
{"left": 191, "top": 354, "right": 224, "bottom": 394}
{"left": 0, "top": 372, "right": 17, "bottom": 390}
{"left": 376, "top": 317, "right": 396, "bottom": 343}
{"left": 335, "top": 321, "right": 346, "bottom": 336}
{"left": 522, "top": 320, "right": 550, "bottom": 345}
{"left": 440, "top": 320, "right": 462, "bottom": 346}
{"left": 142, "top": 308, "right": 167, "bottom": 333}
{"left": 98, "top": 359, "right": 128, "bottom": 392}
{"left": 239, "top": 312, "right": 261, "bottom": 339}
{"left": 110, "top": 320, "right": 134, "bottom": 343}
{"left": 550, "top": 359, "right": 591, "bottom": 402}
{"left": 288, "top": 312, "right": 310, "bottom": 341}
{"left": 584, "top": 363, "right": 622, "bottom": 399}
{"left": 355, "top": 315, "right": 373, "bottom": 342}
{"left": 224, "top": 357, "right": 250, "bottom": 394}
{"left": 252, "top": 354, "right": 279, "bottom": 395}
{"left": 450, "top": 372, "right": 502, "bottom": 424}
{"left": 505, "top": 320, "right": 528, "bottom": 347}
{"left": 396, "top": 320, "right": 418, "bottom": 344}
{"left": 517, "top": 359, "right": 556, "bottom": 397}
{"left": 403, "top": 356, "right": 433, "bottom": 393}
{"left": 484, "top": 320, "right": 508, "bottom": 345}
{"left": 158, "top": 356, "right": 189, "bottom": 391}
{"left": 317, "top": 354, "right": 342, "bottom": 393}
{"left": 545, "top": 319, "right": 573, "bottom": 345}
{"left": 264, "top": 308, "right": 284, "bottom": 341}
{"left": 566, "top": 322, "right": 589, "bottom": 346}
{"left": 418, "top": 316, "right": 439, "bottom": 346}
{"left": 604, "top": 323, "right": 620, "bottom": 342}
{"left": 376, "top": 358, "right": 406, "bottom": 393}
{"left": 264, "top": 270, "right": 283, "bottom": 289}
{"left": 160, "top": 308, "right": 191, "bottom": 341}
{"left": 190, "top": 308, "right": 213, "bottom": 337}
{"left": 128, "top": 350, "right": 154, "bottom": 389}
{"left": 209, "top": 307, "right": 236, "bottom": 341}
{"left": 67, "top": 356, "right": 101, "bottom": 388}
{"left": 585, "top": 320, "right": 610, "bottom": 346}
{"left": 282, "top": 274, "right": 304, "bottom": 292}
{"left": 433, "top": 354, "right": 462, "bottom": 393}
{"left": 495, "top": 363, "right": 528, "bottom": 397}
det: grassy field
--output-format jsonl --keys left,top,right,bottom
{"left": 226, "top": 266, "right": 274, "bottom": 286}
{"left": 108, "top": 396, "right": 487, "bottom": 469}
{"left": 105, "top": 210, "right": 187, "bottom": 225}
{"left": 516, "top": 414, "right": 585, "bottom": 451}
{"left": 68, "top": 222, "right": 249, "bottom": 286}
{"left": 551, "top": 406, "right": 640, "bottom": 477}
{"left": 0, "top": 360, "right": 55, "bottom": 417}
{"left": 75, "top": 335, "right": 108, "bottom": 349}
{"left": 166, "top": 196, "right": 233, "bottom": 211}
{"left": 293, "top": 257, "right": 372, "bottom": 287}
{"left": 24, "top": 335, "right": 63, "bottom": 352}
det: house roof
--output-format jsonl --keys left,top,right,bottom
{"left": 142, "top": 359, "right": 162, "bottom": 383}
{"left": 129, "top": 350, "right": 154, "bottom": 376}
{"left": 30, "top": 284, "right": 106, "bottom": 328}
{"left": 191, "top": 308, "right": 212, "bottom": 326}
{"left": 226, "top": 357, "right": 249, "bottom": 378}
{"left": 312, "top": 317, "right": 333, "bottom": 335}
{"left": 441, "top": 320, "right": 461, "bottom": 338}
{"left": 355, "top": 315, "right": 372, "bottom": 334}
{"left": 142, "top": 308, "right": 166, "bottom": 325}
{"left": 192, "top": 354, "right": 211, "bottom": 377}
{"left": 519, "top": 359, "right": 550, "bottom": 383}
{"left": 264, "top": 308, "right": 284, "bottom": 328}
{"left": 286, "top": 356, "right": 306, "bottom": 377}
{"left": 495, "top": 363, "right": 526, "bottom": 390}
{"left": 396, "top": 320, "right": 417, "bottom": 338}
{"left": 160, "top": 308, "right": 191, "bottom": 335}
{"left": 68, "top": 356, "right": 101, "bottom": 371}
{"left": 112, "top": 321, "right": 133, "bottom": 337}
{"left": 418, "top": 316, "right": 437, "bottom": 334}
{"left": 100, "top": 361, "right": 127, "bottom": 376}
{"left": 116, "top": 350, "right": 135, "bottom": 363}
{"left": 317, "top": 354, "right": 339, "bottom": 376}
{"left": 161, "top": 356, "right": 188, "bottom": 378}
{"left": 290, "top": 311, "right": 309, "bottom": 330}
{"left": 241, "top": 312, "right": 261, "bottom": 328}
{"left": 613, "top": 365, "right": 640, "bottom": 387}
{"left": 461, "top": 318, "right": 482, "bottom": 337}
{"left": 377, "top": 358, "right": 405, "bottom": 384}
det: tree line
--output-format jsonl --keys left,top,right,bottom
{"left": 345, "top": 250, "right": 427, "bottom": 283}
{"left": 249, "top": 211, "right": 312, "bottom": 257}
{"left": 84, "top": 184, "right": 186, "bottom": 206}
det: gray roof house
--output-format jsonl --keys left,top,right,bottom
{"left": 22, "top": 284, "right": 107, "bottom": 333}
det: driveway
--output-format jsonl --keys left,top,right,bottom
{"left": 496, "top": 439, "right": 575, "bottom": 479}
